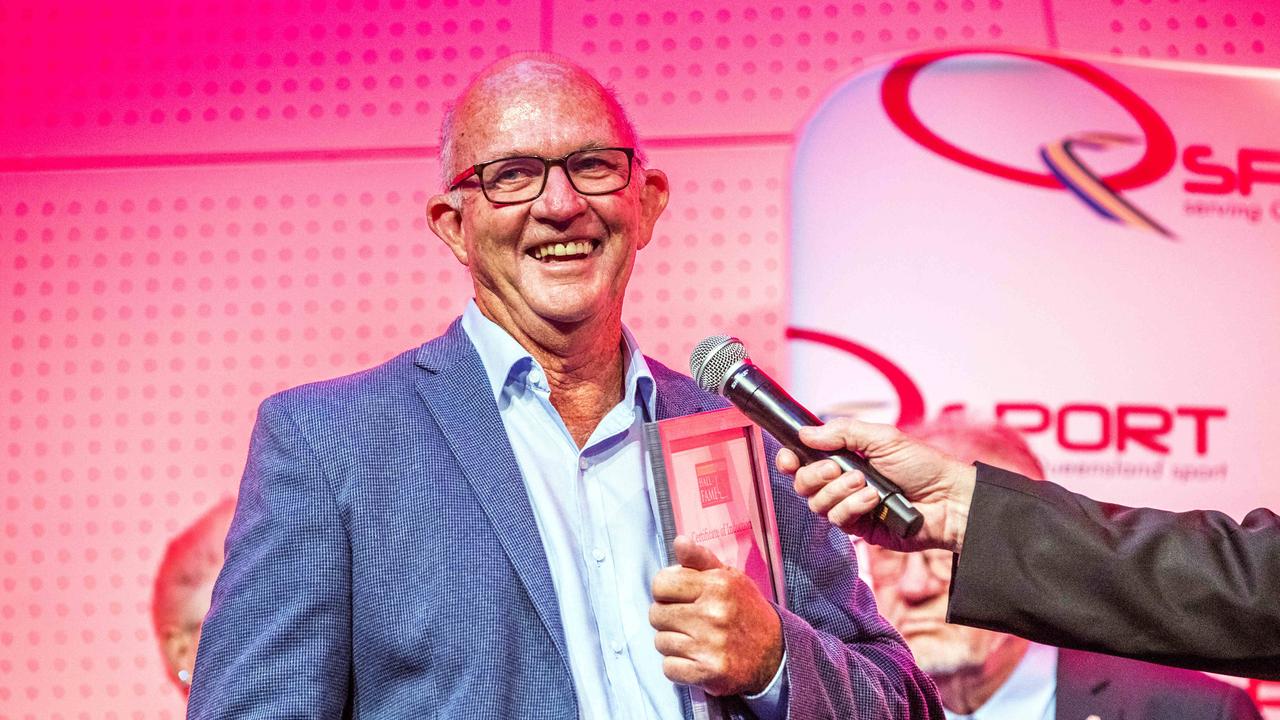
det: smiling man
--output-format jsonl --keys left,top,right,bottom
{"left": 187, "top": 53, "right": 940, "bottom": 719}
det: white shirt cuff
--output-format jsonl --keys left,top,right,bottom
{"left": 741, "top": 649, "right": 788, "bottom": 720}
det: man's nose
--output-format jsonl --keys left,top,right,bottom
{"left": 896, "top": 554, "right": 946, "bottom": 603}
{"left": 531, "top": 166, "right": 589, "bottom": 221}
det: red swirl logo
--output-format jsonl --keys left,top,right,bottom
{"left": 881, "top": 47, "right": 1177, "bottom": 191}
{"left": 785, "top": 327, "right": 926, "bottom": 428}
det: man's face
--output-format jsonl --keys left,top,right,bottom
{"left": 865, "top": 544, "right": 1018, "bottom": 675}
{"left": 159, "top": 575, "right": 217, "bottom": 696}
{"left": 429, "top": 69, "right": 668, "bottom": 333}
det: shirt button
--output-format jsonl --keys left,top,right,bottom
{"left": 529, "top": 367, "right": 544, "bottom": 385}
{"left": 578, "top": 456, "right": 590, "bottom": 471}
{"left": 611, "top": 641, "right": 624, "bottom": 655}
{"left": 592, "top": 548, "right": 606, "bottom": 563}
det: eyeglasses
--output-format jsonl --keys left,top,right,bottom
{"left": 448, "top": 147, "right": 635, "bottom": 204}
{"left": 864, "top": 545, "right": 955, "bottom": 584}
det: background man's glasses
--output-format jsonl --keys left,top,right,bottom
{"left": 449, "top": 147, "right": 635, "bottom": 204}
{"left": 864, "top": 545, "right": 955, "bottom": 584}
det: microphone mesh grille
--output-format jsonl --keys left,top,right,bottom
{"left": 689, "top": 335, "right": 747, "bottom": 393}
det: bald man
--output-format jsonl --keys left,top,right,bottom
{"left": 188, "top": 54, "right": 941, "bottom": 719}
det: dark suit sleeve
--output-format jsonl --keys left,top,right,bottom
{"left": 761, "top": 448, "right": 944, "bottom": 719}
{"left": 187, "top": 395, "right": 353, "bottom": 718}
{"left": 948, "top": 463, "right": 1280, "bottom": 680}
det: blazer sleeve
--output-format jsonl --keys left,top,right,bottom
{"left": 947, "top": 463, "right": 1280, "bottom": 680}
{"left": 1222, "top": 683, "right": 1266, "bottom": 720}
{"left": 187, "top": 395, "right": 353, "bottom": 718}
{"left": 757, "top": 447, "right": 944, "bottom": 720}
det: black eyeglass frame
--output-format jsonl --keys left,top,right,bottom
{"left": 448, "top": 147, "right": 636, "bottom": 204}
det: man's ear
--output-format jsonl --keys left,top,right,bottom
{"left": 426, "top": 193, "right": 470, "bottom": 266}
{"left": 636, "top": 168, "right": 670, "bottom": 250}
{"left": 160, "top": 624, "right": 196, "bottom": 674}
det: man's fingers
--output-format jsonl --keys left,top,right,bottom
{"left": 649, "top": 601, "right": 695, "bottom": 632}
{"left": 792, "top": 458, "right": 843, "bottom": 498}
{"left": 653, "top": 629, "right": 695, "bottom": 659}
{"left": 798, "top": 417, "right": 901, "bottom": 454}
{"left": 660, "top": 654, "right": 735, "bottom": 697}
{"left": 673, "top": 535, "right": 722, "bottom": 572}
{"left": 650, "top": 559, "right": 784, "bottom": 698}
{"left": 651, "top": 566, "right": 704, "bottom": 603}
{"left": 661, "top": 655, "right": 706, "bottom": 688}
{"left": 805, "top": 470, "right": 867, "bottom": 516}
{"left": 775, "top": 447, "right": 799, "bottom": 475}
{"left": 796, "top": 418, "right": 860, "bottom": 451}
{"left": 827, "top": 486, "right": 883, "bottom": 532}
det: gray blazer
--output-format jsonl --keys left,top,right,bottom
{"left": 188, "top": 319, "right": 942, "bottom": 719}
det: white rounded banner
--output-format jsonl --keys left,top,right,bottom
{"left": 790, "top": 48, "right": 1280, "bottom": 519}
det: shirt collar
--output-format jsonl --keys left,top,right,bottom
{"left": 460, "top": 299, "right": 656, "bottom": 419}
{"left": 942, "top": 643, "right": 1058, "bottom": 720}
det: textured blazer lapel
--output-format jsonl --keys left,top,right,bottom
{"left": 412, "top": 320, "right": 569, "bottom": 667}
{"left": 650, "top": 356, "right": 725, "bottom": 421}
{"left": 1055, "top": 648, "right": 1119, "bottom": 720}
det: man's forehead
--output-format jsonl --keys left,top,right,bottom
{"left": 448, "top": 58, "right": 630, "bottom": 164}
{"left": 458, "top": 91, "right": 623, "bottom": 157}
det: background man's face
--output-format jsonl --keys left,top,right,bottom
{"left": 445, "top": 69, "right": 666, "bottom": 330}
{"left": 157, "top": 574, "right": 217, "bottom": 696}
{"left": 866, "top": 544, "right": 1017, "bottom": 675}
{"left": 866, "top": 430, "right": 1039, "bottom": 677}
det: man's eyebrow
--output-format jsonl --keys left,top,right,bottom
{"left": 477, "top": 141, "right": 618, "bottom": 161}
{"left": 484, "top": 148, "right": 527, "bottom": 159}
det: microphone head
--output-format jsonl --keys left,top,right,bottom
{"left": 690, "top": 335, "right": 748, "bottom": 394}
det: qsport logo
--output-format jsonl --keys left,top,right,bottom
{"left": 881, "top": 48, "right": 1178, "bottom": 237}
{"left": 787, "top": 327, "right": 1225, "bottom": 457}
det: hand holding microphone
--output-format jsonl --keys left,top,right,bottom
{"left": 778, "top": 418, "right": 977, "bottom": 553}
{"left": 689, "top": 336, "right": 928, "bottom": 540}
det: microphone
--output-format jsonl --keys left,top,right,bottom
{"left": 690, "top": 335, "right": 923, "bottom": 538}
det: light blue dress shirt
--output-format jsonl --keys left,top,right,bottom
{"left": 461, "top": 301, "right": 784, "bottom": 720}
{"left": 942, "top": 642, "right": 1057, "bottom": 720}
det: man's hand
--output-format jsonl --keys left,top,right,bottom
{"left": 649, "top": 536, "right": 783, "bottom": 697}
{"left": 775, "top": 417, "right": 978, "bottom": 553}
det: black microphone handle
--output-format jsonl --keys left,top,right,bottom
{"left": 724, "top": 363, "right": 924, "bottom": 538}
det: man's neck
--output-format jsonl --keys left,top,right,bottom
{"left": 933, "top": 640, "right": 1029, "bottom": 716}
{"left": 477, "top": 299, "right": 628, "bottom": 448}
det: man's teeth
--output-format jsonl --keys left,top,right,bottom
{"left": 533, "top": 241, "right": 594, "bottom": 260}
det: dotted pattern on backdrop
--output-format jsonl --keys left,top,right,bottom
{"left": 1053, "top": 0, "right": 1280, "bottom": 66}
{"left": 0, "top": 159, "right": 462, "bottom": 719}
{"left": 3, "top": 0, "right": 1280, "bottom": 718}
{"left": 0, "top": 0, "right": 540, "bottom": 157}
{"left": 625, "top": 143, "right": 790, "bottom": 378}
{"left": 554, "top": 0, "right": 1051, "bottom": 137}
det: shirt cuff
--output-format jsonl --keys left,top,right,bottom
{"left": 741, "top": 649, "right": 788, "bottom": 720}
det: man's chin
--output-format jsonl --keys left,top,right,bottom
{"left": 534, "top": 304, "right": 598, "bottom": 328}
{"left": 526, "top": 292, "right": 617, "bottom": 327}
{"left": 904, "top": 637, "right": 983, "bottom": 677}
{"left": 917, "top": 654, "right": 983, "bottom": 677}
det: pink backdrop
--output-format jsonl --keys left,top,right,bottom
{"left": 2, "top": 1, "right": 1277, "bottom": 717}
